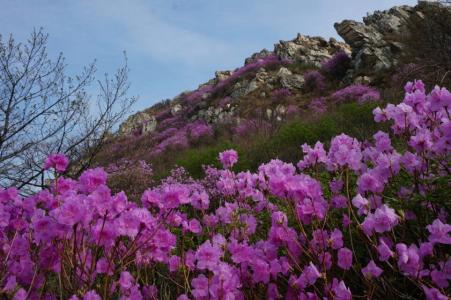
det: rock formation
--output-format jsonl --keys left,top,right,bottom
{"left": 335, "top": 5, "right": 432, "bottom": 74}
{"left": 274, "top": 34, "right": 350, "bottom": 67}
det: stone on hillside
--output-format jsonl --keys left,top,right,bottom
{"left": 171, "top": 104, "right": 182, "bottom": 115}
{"left": 231, "top": 72, "right": 269, "bottom": 98}
{"left": 276, "top": 105, "right": 286, "bottom": 115}
{"left": 244, "top": 49, "right": 272, "bottom": 65}
{"left": 215, "top": 70, "right": 232, "bottom": 82}
{"left": 118, "top": 111, "right": 157, "bottom": 135}
{"left": 277, "top": 67, "right": 292, "bottom": 77}
{"left": 255, "top": 70, "right": 270, "bottom": 83}
{"left": 266, "top": 108, "right": 272, "bottom": 119}
{"left": 277, "top": 67, "right": 305, "bottom": 90}
{"left": 231, "top": 81, "right": 248, "bottom": 99}
{"left": 354, "top": 76, "right": 372, "bottom": 85}
{"left": 244, "top": 79, "right": 260, "bottom": 95}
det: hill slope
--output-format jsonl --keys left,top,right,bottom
{"left": 2, "top": 2, "right": 450, "bottom": 300}
{"left": 95, "top": 1, "right": 450, "bottom": 194}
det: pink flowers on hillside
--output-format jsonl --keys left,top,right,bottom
{"left": 271, "top": 88, "right": 292, "bottom": 100}
{"left": 321, "top": 51, "right": 351, "bottom": 78}
{"left": 332, "top": 84, "right": 380, "bottom": 103}
{"left": 303, "top": 70, "right": 326, "bottom": 93}
{"left": 0, "top": 80, "right": 449, "bottom": 299}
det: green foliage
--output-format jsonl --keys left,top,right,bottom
{"left": 175, "top": 140, "right": 237, "bottom": 178}
{"left": 167, "top": 101, "right": 384, "bottom": 180}
{"left": 325, "top": 101, "right": 383, "bottom": 140}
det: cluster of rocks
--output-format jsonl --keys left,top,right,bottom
{"left": 226, "top": 65, "right": 306, "bottom": 100}
{"left": 118, "top": 111, "right": 156, "bottom": 135}
{"left": 194, "top": 106, "right": 236, "bottom": 124}
{"left": 274, "top": 34, "right": 350, "bottom": 67}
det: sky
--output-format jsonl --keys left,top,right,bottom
{"left": 1, "top": 0, "right": 417, "bottom": 113}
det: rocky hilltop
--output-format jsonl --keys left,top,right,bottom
{"left": 93, "top": 0, "right": 450, "bottom": 192}
{"left": 110, "top": 1, "right": 449, "bottom": 166}
{"left": 118, "top": 34, "right": 350, "bottom": 136}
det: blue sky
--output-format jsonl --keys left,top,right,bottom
{"left": 1, "top": 0, "right": 416, "bottom": 113}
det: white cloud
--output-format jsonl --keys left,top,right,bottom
{"left": 82, "top": 0, "right": 234, "bottom": 67}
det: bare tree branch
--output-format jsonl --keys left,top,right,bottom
{"left": 0, "top": 28, "right": 137, "bottom": 193}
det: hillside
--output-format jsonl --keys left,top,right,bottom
{"left": 93, "top": 2, "right": 450, "bottom": 196}
{"left": 1, "top": 2, "right": 450, "bottom": 300}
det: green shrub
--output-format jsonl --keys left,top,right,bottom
{"left": 175, "top": 141, "right": 237, "bottom": 178}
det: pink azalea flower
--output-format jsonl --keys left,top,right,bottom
{"left": 361, "top": 260, "right": 383, "bottom": 278}
{"left": 337, "top": 247, "right": 353, "bottom": 270}
{"left": 219, "top": 149, "right": 238, "bottom": 169}
{"left": 44, "top": 153, "right": 69, "bottom": 172}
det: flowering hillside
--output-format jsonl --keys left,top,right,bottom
{"left": 98, "top": 2, "right": 450, "bottom": 189}
{"left": 1, "top": 81, "right": 449, "bottom": 299}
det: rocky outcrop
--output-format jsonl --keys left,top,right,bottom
{"left": 119, "top": 111, "right": 157, "bottom": 135}
{"left": 244, "top": 49, "right": 273, "bottom": 65}
{"left": 277, "top": 67, "right": 304, "bottom": 90}
{"left": 171, "top": 104, "right": 183, "bottom": 115}
{"left": 274, "top": 34, "right": 350, "bottom": 67}
{"left": 334, "top": 5, "right": 418, "bottom": 74}
{"left": 214, "top": 70, "right": 232, "bottom": 82}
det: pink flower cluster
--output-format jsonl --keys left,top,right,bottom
{"left": 182, "top": 53, "right": 289, "bottom": 106}
{"left": 44, "top": 153, "right": 69, "bottom": 172}
{"left": 331, "top": 84, "right": 380, "bottom": 104}
{"left": 234, "top": 118, "right": 273, "bottom": 137}
{"left": 0, "top": 80, "right": 449, "bottom": 300}
{"left": 271, "top": 88, "right": 292, "bottom": 100}
{"left": 308, "top": 97, "right": 327, "bottom": 114}
{"left": 218, "top": 149, "right": 238, "bottom": 169}
{"left": 150, "top": 121, "right": 213, "bottom": 156}
{"left": 303, "top": 71, "right": 326, "bottom": 93}
{"left": 321, "top": 51, "right": 351, "bottom": 78}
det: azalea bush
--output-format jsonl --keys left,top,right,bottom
{"left": 0, "top": 80, "right": 450, "bottom": 300}
{"left": 308, "top": 97, "right": 327, "bottom": 114}
{"left": 321, "top": 51, "right": 351, "bottom": 79}
{"left": 332, "top": 84, "right": 381, "bottom": 104}
{"left": 303, "top": 71, "right": 326, "bottom": 93}
{"left": 271, "top": 88, "right": 293, "bottom": 101}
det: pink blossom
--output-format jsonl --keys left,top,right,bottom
{"left": 196, "top": 240, "right": 222, "bottom": 270}
{"left": 427, "top": 219, "right": 451, "bottom": 244}
{"left": 119, "top": 271, "right": 134, "bottom": 290}
{"left": 422, "top": 285, "right": 448, "bottom": 300}
{"left": 218, "top": 149, "right": 238, "bottom": 169}
{"left": 337, "top": 247, "right": 353, "bottom": 270}
{"left": 361, "top": 260, "right": 383, "bottom": 278}
{"left": 377, "top": 240, "right": 393, "bottom": 262}
{"left": 331, "top": 279, "right": 352, "bottom": 300}
{"left": 83, "top": 291, "right": 101, "bottom": 300}
{"left": 78, "top": 168, "right": 107, "bottom": 193}
{"left": 44, "top": 153, "right": 69, "bottom": 172}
